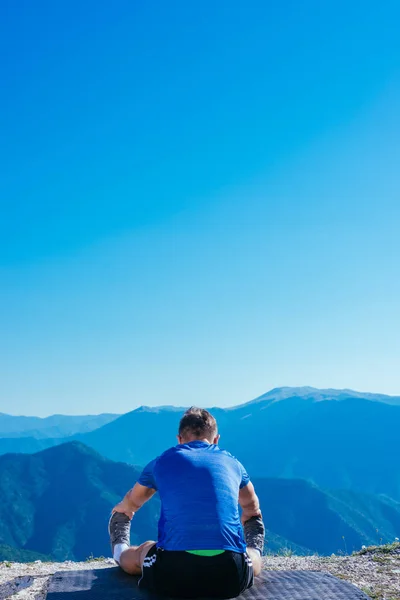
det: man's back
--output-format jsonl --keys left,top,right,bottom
{"left": 139, "top": 440, "right": 249, "bottom": 552}
{"left": 109, "top": 407, "right": 264, "bottom": 598}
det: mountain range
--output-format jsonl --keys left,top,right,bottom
{"left": 1, "top": 387, "right": 399, "bottom": 561}
{"left": 1, "top": 441, "right": 399, "bottom": 561}
{"left": 2, "top": 387, "right": 398, "bottom": 500}
{"left": 0, "top": 412, "right": 119, "bottom": 439}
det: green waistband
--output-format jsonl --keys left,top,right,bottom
{"left": 186, "top": 550, "right": 225, "bottom": 556}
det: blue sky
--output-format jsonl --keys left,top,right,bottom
{"left": 1, "top": 1, "right": 399, "bottom": 416}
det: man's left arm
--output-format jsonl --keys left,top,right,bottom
{"left": 239, "top": 481, "right": 262, "bottom": 524}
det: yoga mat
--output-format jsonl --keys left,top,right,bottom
{"left": 47, "top": 567, "right": 371, "bottom": 600}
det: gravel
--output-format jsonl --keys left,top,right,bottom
{"left": 0, "top": 560, "right": 114, "bottom": 600}
{"left": 263, "top": 550, "right": 400, "bottom": 600}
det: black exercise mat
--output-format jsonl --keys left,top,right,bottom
{"left": 47, "top": 567, "right": 371, "bottom": 600}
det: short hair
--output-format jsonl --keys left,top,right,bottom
{"left": 178, "top": 407, "right": 218, "bottom": 442}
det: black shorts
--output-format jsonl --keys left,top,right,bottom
{"left": 139, "top": 545, "right": 254, "bottom": 599}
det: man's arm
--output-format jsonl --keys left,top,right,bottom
{"left": 113, "top": 483, "right": 156, "bottom": 519}
{"left": 239, "top": 481, "right": 262, "bottom": 525}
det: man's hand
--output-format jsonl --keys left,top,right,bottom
{"left": 112, "top": 483, "right": 156, "bottom": 520}
{"left": 112, "top": 499, "right": 135, "bottom": 520}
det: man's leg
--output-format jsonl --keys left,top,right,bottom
{"left": 109, "top": 511, "right": 156, "bottom": 576}
{"left": 246, "top": 547, "right": 262, "bottom": 576}
{"left": 119, "top": 541, "right": 156, "bottom": 576}
{"left": 244, "top": 515, "right": 265, "bottom": 576}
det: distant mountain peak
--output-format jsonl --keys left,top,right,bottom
{"left": 242, "top": 386, "right": 400, "bottom": 407}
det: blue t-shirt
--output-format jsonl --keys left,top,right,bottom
{"left": 138, "top": 440, "right": 250, "bottom": 553}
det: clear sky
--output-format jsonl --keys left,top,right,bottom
{"left": 1, "top": 1, "right": 399, "bottom": 416}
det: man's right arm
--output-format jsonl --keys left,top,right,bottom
{"left": 239, "top": 481, "right": 262, "bottom": 524}
{"left": 113, "top": 483, "right": 156, "bottom": 519}
{"left": 112, "top": 458, "right": 158, "bottom": 519}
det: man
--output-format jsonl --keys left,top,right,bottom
{"left": 109, "top": 407, "right": 265, "bottom": 598}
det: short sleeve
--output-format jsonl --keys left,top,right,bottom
{"left": 238, "top": 461, "right": 250, "bottom": 489}
{"left": 137, "top": 458, "right": 158, "bottom": 490}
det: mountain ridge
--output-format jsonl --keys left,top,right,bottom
{"left": 237, "top": 386, "right": 400, "bottom": 407}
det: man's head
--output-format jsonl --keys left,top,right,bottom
{"left": 177, "top": 407, "right": 219, "bottom": 444}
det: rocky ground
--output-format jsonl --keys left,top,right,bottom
{"left": 1, "top": 544, "right": 399, "bottom": 600}
{"left": 263, "top": 543, "right": 400, "bottom": 600}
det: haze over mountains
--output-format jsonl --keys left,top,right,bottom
{"left": 0, "top": 412, "right": 119, "bottom": 439}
